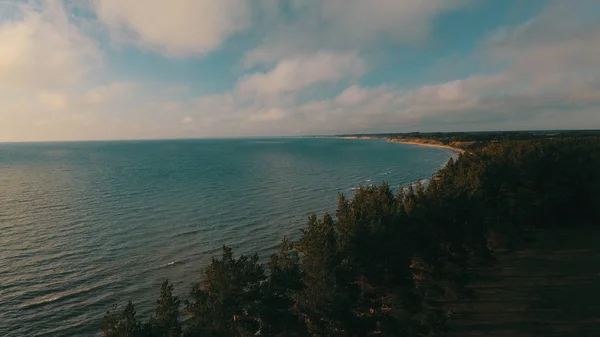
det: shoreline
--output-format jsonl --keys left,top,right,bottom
{"left": 387, "top": 139, "right": 464, "bottom": 154}
{"left": 331, "top": 136, "right": 464, "bottom": 154}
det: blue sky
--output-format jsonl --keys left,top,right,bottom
{"left": 0, "top": 0, "right": 599, "bottom": 141}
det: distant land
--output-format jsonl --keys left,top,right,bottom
{"left": 321, "top": 129, "right": 600, "bottom": 151}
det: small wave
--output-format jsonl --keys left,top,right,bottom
{"left": 171, "top": 229, "right": 203, "bottom": 238}
{"left": 39, "top": 296, "right": 60, "bottom": 305}
{"left": 43, "top": 150, "right": 70, "bottom": 157}
{"left": 163, "top": 259, "right": 188, "bottom": 268}
{"left": 20, "top": 284, "right": 106, "bottom": 310}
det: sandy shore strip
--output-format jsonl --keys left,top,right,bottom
{"left": 387, "top": 139, "right": 464, "bottom": 154}
{"left": 329, "top": 135, "right": 464, "bottom": 154}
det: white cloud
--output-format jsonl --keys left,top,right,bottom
{"left": 194, "top": 93, "right": 237, "bottom": 113}
{"left": 0, "top": 80, "right": 154, "bottom": 142}
{"left": 38, "top": 92, "right": 68, "bottom": 111}
{"left": 319, "top": 0, "right": 466, "bottom": 44}
{"left": 83, "top": 82, "right": 137, "bottom": 104}
{"left": 334, "top": 85, "right": 391, "bottom": 107}
{"left": 238, "top": 52, "right": 365, "bottom": 96}
{"left": 484, "top": 1, "right": 600, "bottom": 77}
{"left": 160, "top": 101, "right": 183, "bottom": 113}
{"left": 94, "top": 0, "right": 251, "bottom": 56}
{"left": 0, "top": 0, "right": 100, "bottom": 90}
{"left": 176, "top": 67, "right": 600, "bottom": 138}
{"left": 246, "top": 0, "right": 469, "bottom": 66}
{"left": 398, "top": 75, "right": 511, "bottom": 109}
{"left": 247, "top": 108, "right": 286, "bottom": 122}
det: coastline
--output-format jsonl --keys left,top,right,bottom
{"left": 387, "top": 139, "right": 464, "bottom": 154}
{"left": 328, "top": 135, "right": 464, "bottom": 154}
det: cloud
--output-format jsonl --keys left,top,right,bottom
{"left": 357, "top": 0, "right": 600, "bottom": 132}
{"left": 398, "top": 75, "right": 511, "bottom": 108}
{"left": 334, "top": 85, "right": 391, "bottom": 107}
{"left": 484, "top": 1, "right": 600, "bottom": 77}
{"left": 2, "top": 0, "right": 599, "bottom": 141}
{"left": 83, "top": 82, "right": 137, "bottom": 104}
{"left": 176, "top": 68, "right": 600, "bottom": 138}
{"left": 238, "top": 52, "right": 365, "bottom": 96}
{"left": 38, "top": 92, "right": 68, "bottom": 111}
{"left": 0, "top": 80, "right": 150, "bottom": 142}
{"left": 156, "top": 0, "right": 600, "bottom": 138}
{"left": 246, "top": 0, "right": 469, "bottom": 66}
{"left": 247, "top": 108, "right": 286, "bottom": 122}
{"left": 169, "top": 51, "right": 368, "bottom": 135}
{"left": 160, "top": 101, "right": 183, "bottom": 113}
{"left": 94, "top": 0, "right": 251, "bottom": 56}
{"left": 0, "top": 0, "right": 100, "bottom": 90}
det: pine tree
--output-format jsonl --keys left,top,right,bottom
{"left": 154, "top": 280, "right": 182, "bottom": 337}
{"left": 295, "top": 213, "right": 360, "bottom": 336}
{"left": 185, "top": 246, "right": 265, "bottom": 337}
{"left": 103, "top": 301, "right": 142, "bottom": 337}
{"left": 261, "top": 237, "right": 307, "bottom": 336}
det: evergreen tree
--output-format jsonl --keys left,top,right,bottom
{"left": 295, "top": 213, "right": 359, "bottom": 336}
{"left": 184, "top": 246, "right": 265, "bottom": 337}
{"left": 154, "top": 280, "right": 182, "bottom": 337}
{"left": 261, "top": 237, "right": 307, "bottom": 336}
{"left": 103, "top": 302, "right": 143, "bottom": 337}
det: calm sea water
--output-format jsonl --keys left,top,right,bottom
{"left": 0, "top": 138, "right": 452, "bottom": 336}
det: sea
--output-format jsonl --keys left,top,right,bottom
{"left": 0, "top": 138, "right": 453, "bottom": 336}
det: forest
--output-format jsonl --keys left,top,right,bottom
{"left": 337, "top": 130, "right": 600, "bottom": 144}
{"left": 102, "top": 135, "right": 600, "bottom": 337}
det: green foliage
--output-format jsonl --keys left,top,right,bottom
{"left": 295, "top": 213, "right": 360, "bottom": 336}
{"left": 103, "top": 136, "right": 600, "bottom": 337}
{"left": 261, "top": 237, "right": 307, "bottom": 336}
{"left": 184, "top": 246, "right": 266, "bottom": 337}
{"left": 154, "top": 281, "right": 182, "bottom": 337}
{"left": 103, "top": 302, "right": 143, "bottom": 337}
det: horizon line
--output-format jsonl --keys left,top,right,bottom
{"left": 1, "top": 128, "right": 599, "bottom": 144}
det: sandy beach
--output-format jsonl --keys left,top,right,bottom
{"left": 387, "top": 139, "right": 464, "bottom": 154}
{"left": 331, "top": 135, "right": 465, "bottom": 154}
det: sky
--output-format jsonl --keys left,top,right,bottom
{"left": 0, "top": 0, "right": 599, "bottom": 141}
